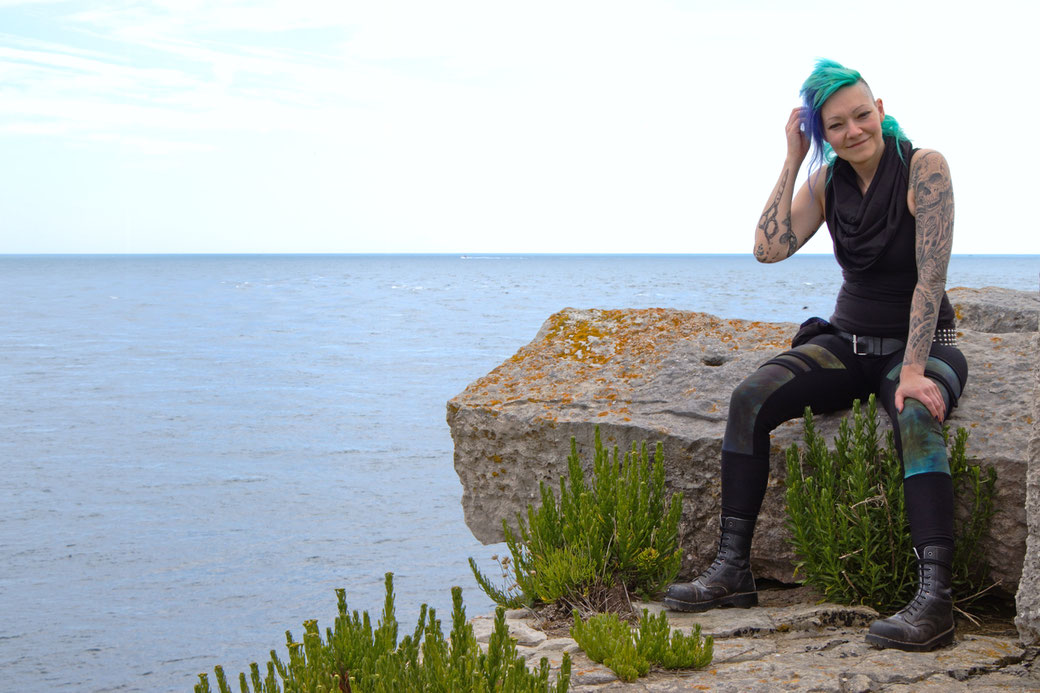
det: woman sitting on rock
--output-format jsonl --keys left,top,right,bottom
{"left": 663, "top": 59, "right": 968, "bottom": 653}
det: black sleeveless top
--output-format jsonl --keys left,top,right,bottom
{"left": 824, "top": 136, "right": 955, "bottom": 338}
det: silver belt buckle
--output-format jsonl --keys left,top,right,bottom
{"left": 852, "top": 334, "right": 866, "bottom": 355}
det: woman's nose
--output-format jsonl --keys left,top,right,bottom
{"left": 847, "top": 121, "right": 863, "bottom": 137}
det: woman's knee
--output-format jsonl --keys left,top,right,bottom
{"left": 728, "top": 364, "right": 793, "bottom": 418}
{"left": 927, "top": 347, "right": 968, "bottom": 406}
{"left": 895, "top": 400, "right": 950, "bottom": 477}
{"left": 723, "top": 365, "right": 793, "bottom": 456}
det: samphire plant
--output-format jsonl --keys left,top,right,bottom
{"left": 194, "top": 573, "right": 571, "bottom": 693}
{"left": 570, "top": 608, "right": 713, "bottom": 682}
{"left": 469, "top": 427, "right": 683, "bottom": 613}
{"left": 785, "top": 394, "right": 998, "bottom": 613}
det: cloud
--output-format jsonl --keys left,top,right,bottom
{"left": 2, "top": 1, "right": 702, "bottom": 151}
{"left": 0, "top": 2, "right": 368, "bottom": 150}
{"left": 0, "top": 1, "right": 1036, "bottom": 252}
{"left": 84, "top": 131, "right": 215, "bottom": 154}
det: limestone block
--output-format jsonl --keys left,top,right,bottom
{"left": 1015, "top": 329, "right": 1040, "bottom": 644}
{"left": 948, "top": 286, "right": 1038, "bottom": 333}
{"left": 449, "top": 289, "right": 1037, "bottom": 595}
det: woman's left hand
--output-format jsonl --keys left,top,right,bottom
{"left": 895, "top": 368, "right": 946, "bottom": 422}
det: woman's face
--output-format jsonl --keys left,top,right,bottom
{"left": 820, "top": 82, "right": 885, "bottom": 166}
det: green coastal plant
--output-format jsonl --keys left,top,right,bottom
{"left": 784, "top": 395, "right": 997, "bottom": 613}
{"left": 469, "top": 427, "right": 683, "bottom": 612}
{"left": 194, "top": 572, "right": 571, "bottom": 693}
{"left": 570, "top": 611, "right": 647, "bottom": 682}
{"left": 570, "top": 608, "right": 713, "bottom": 682}
{"left": 946, "top": 424, "right": 998, "bottom": 602}
{"left": 633, "top": 609, "right": 713, "bottom": 671}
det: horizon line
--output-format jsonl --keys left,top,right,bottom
{"left": 2, "top": 252, "right": 1038, "bottom": 258}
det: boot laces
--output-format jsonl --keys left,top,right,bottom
{"left": 698, "top": 532, "right": 732, "bottom": 581}
{"left": 898, "top": 562, "right": 932, "bottom": 618}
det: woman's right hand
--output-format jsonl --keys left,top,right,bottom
{"left": 754, "top": 107, "right": 824, "bottom": 263}
{"left": 786, "top": 107, "right": 810, "bottom": 163}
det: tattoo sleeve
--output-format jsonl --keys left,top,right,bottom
{"left": 757, "top": 169, "right": 787, "bottom": 242}
{"left": 756, "top": 169, "right": 796, "bottom": 261}
{"left": 904, "top": 152, "right": 954, "bottom": 370}
{"left": 779, "top": 212, "right": 798, "bottom": 258}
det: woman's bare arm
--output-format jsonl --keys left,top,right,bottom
{"left": 754, "top": 108, "right": 826, "bottom": 263}
{"left": 895, "top": 149, "right": 954, "bottom": 420}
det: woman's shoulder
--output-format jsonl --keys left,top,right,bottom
{"left": 812, "top": 163, "right": 830, "bottom": 216}
{"left": 909, "top": 148, "right": 948, "bottom": 174}
{"left": 813, "top": 162, "right": 830, "bottom": 185}
{"left": 907, "top": 148, "right": 952, "bottom": 215}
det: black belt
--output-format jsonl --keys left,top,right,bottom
{"left": 835, "top": 330, "right": 904, "bottom": 356}
{"left": 835, "top": 326, "right": 958, "bottom": 357}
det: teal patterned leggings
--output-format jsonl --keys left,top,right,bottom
{"left": 719, "top": 333, "right": 968, "bottom": 549}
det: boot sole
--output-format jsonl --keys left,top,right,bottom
{"left": 662, "top": 591, "right": 758, "bottom": 613}
{"left": 864, "top": 625, "right": 954, "bottom": 652}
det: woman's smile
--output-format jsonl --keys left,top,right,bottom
{"left": 821, "top": 82, "right": 886, "bottom": 173}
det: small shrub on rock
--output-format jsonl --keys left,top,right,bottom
{"left": 634, "top": 609, "right": 713, "bottom": 671}
{"left": 785, "top": 395, "right": 997, "bottom": 613}
{"left": 571, "top": 611, "right": 647, "bottom": 682}
{"left": 469, "top": 427, "right": 683, "bottom": 613}
{"left": 194, "top": 573, "right": 570, "bottom": 693}
{"left": 570, "top": 608, "right": 712, "bottom": 682}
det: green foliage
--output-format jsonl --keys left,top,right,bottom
{"left": 470, "top": 427, "right": 683, "bottom": 611}
{"left": 193, "top": 572, "right": 571, "bottom": 693}
{"left": 570, "top": 611, "right": 647, "bottom": 682}
{"left": 784, "top": 395, "right": 998, "bottom": 613}
{"left": 946, "top": 426, "right": 999, "bottom": 602}
{"left": 570, "top": 608, "right": 713, "bottom": 682}
{"left": 634, "top": 609, "right": 713, "bottom": 670}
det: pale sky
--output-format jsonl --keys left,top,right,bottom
{"left": 1, "top": 0, "right": 1036, "bottom": 254}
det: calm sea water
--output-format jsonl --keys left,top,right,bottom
{"left": 1, "top": 254, "right": 1036, "bottom": 692}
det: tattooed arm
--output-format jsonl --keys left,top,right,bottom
{"left": 755, "top": 108, "right": 826, "bottom": 263}
{"left": 895, "top": 149, "right": 954, "bottom": 421}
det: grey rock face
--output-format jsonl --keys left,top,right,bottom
{"left": 448, "top": 289, "right": 1037, "bottom": 597}
{"left": 1016, "top": 331, "right": 1040, "bottom": 645}
{"left": 947, "top": 286, "right": 1038, "bottom": 333}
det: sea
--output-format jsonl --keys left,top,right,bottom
{"left": 1, "top": 253, "right": 1036, "bottom": 692}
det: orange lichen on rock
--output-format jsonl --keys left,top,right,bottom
{"left": 451, "top": 308, "right": 794, "bottom": 416}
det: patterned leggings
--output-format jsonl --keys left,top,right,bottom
{"left": 720, "top": 333, "right": 968, "bottom": 550}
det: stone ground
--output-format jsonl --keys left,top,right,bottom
{"left": 469, "top": 586, "right": 1040, "bottom": 692}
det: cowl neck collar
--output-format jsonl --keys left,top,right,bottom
{"left": 828, "top": 136, "right": 913, "bottom": 273}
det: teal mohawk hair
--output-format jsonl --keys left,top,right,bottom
{"left": 799, "top": 59, "right": 908, "bottom": 175}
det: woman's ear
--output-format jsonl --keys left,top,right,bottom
{"left": 876, "top": 98, "right": 885, "bottom": 120}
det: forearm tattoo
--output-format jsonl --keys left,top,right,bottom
{"left": 779, "top": 213, "right": 797, "bottom": 258}
{"left": 904, "top": 152, "right": 954, "bottom": 370}
{"left": 756, "top": 169, "right": 790, "bottom": 260}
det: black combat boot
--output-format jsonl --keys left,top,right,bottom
{"left": 662, "top": 516, "right": 757, "bottom": 612}
{"left": 865, "top": 545, "right": 955, "bottom": 652}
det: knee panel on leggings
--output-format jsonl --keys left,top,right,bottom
{"left": 723, "top": 344, "right": 846, "bottom": 456}
{"left": 884, "top": 357, "right": 963, "bottom": 478}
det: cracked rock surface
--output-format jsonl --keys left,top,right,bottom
{"left": 449, "top": 289, "right": 1037, "bottom": 602}
{"left": 471, "top": 600, "right": 1039, "bottom": 692}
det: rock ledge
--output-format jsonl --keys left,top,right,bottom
{"left": 449, "top": 292, "right": 1036, "bottom": 593}
{"left": 471, "top": 598, "right": 1038, "bottom": 692}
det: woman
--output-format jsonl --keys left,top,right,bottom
{"left": 662, "top": 59, "right": 968, "bottom": 653}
